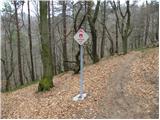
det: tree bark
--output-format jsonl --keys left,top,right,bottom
{"left": 14, "top": 1, "right": 24, "bottom": 85}
{"left": 100, "top": 0, "right": 106, "bottom": 58}
{"left": 115, "top": 20, "right": 118, "bottom": 53}
{"left": 28, "top": 1, "right": 35, "bottom": 81}
{"left": 110, "top": 0, "right": 132, "bottom": 54}
{"left": 48, "top": 1, "right": 54, "bottom": 74}
{"left": 4, "top": 37, "right": 10, "bottom": 91}
{"left": 38, "top": 1, "right": 54, "bottom": 91}
{"left": 62, "top": 1, "right": 68, "bottom": 71}
{"left": 2, "top": 15, "right": 15, "bottom": 90}
{"left": 51, "top": 1, "right": 56, "bottom": 75}
{"left": 143, "top": 1, "right": 149, "bottom": 46}
{"left": 87, "top": 1, "right": 100, "bottom": 63}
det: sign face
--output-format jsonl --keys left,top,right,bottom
{"left": 74, "top": 28, "right": 89, "bottom": 45}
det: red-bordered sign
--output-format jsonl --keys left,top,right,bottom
{"left": 74, "top": 28, "right": 89, "bottom": 45}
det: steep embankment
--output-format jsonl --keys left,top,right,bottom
{"left": 1, "top": 48, "right": 159, "bottom": 119}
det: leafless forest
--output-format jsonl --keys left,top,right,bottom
{"left": 1, "top": 0, "right": 159, "bottom": 91}
{"left": 1, "top": 0, "right": 159, "bottom": 119}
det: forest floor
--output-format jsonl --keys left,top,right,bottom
{"left": 1, "top": 47, "right": 159, "bottom": 119}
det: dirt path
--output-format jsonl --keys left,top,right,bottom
{"left": 97, "top": 53, "right": 139, "bottom": 118}
{"left": 97, "top": 50, "right": 158, "bottom": 119}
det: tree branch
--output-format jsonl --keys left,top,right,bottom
{"left": 74, "top": 3, "right": 83, "bottom": 32}
{"left": 93, "top": 0, "right": 100, "bottom": 23}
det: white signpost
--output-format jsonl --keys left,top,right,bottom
{"left": 73, "top": 28, "right": 89, "bottom": 101}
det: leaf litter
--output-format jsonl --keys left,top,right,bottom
{"left": 1, "top": 48, "right": 158, "bottom": 119}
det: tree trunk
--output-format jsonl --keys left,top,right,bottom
{"left": 144, "top": 1, "right": 149, "bottom": 46}
{"left": 110, "top": 0, "right": 131, "bottom": 55}
{"left": 100, "top": 0, "right": 106, "bottom": 58}
{"left": 122, "top": 36, "right": 128, "bottom": 54}
{"left": 101, "top": 20, "right": 114, "bottom": 56}
{"left": 51, "top": 1, "right": 56, "bottom": 75}
{"left": 90, "top": 25, "right": 99, "bottom": 63}
{"left": 4, "top": 37, "right": 10, "bottom": 91}
{"left": 9, "top": 29, "right": 15, "bottom": 87}
{"left": 48, "top": 1, "right": 54, "bottom": 74}
{"left": 87, "top": 1, "right": 100, "bottom": 63}
{"left": 2, "top": 19, "right": 15, "bottom": 90}
{"left": 62, "top": 1, "right": 68, "bottom": 71}
{"left": 115, "top": 20, "right": 118, "bottom": 53}
{"left": 155, "top": 16, "right": 159, "bottom": 42}
{"left": 14, "top": 1, "right": 24, "bottom": 85}
{"left": 28, "top": 1, "right": 35, "bottom": 81}
{"left": 38, "top": 1, "right": 54, "bottom": 91}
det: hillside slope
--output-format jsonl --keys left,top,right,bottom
{"left": 1, "top": 48, "right": 159, "bottom": 119}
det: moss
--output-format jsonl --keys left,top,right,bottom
{"left": 38, "top": 77, "right": 54, "bottom": 92}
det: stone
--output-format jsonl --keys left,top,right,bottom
{"left": 72, "top": 93, "right": 87, "bottom": 101}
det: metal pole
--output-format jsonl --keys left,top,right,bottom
{"left": 80, "top": 45, "right": 83, "bottom": 97}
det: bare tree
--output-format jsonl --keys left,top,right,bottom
{"left": 38, "top": 1, "right": 54, "bottom": 91}
{"left": 51, "top": 1, "right": 57, "bottom": 75}
{"left": 87, "top": 1, "right": 100, "bottom": 63}
{"left": 143, "top": 1, "right": 150, "bottom": 46}
{"left": 62, "top": 1, "right": 68, "bottom": 71}
{"left": 28, "top": 0, "right": 35, "bottom": 81}
{"left": 110, "top": 0, "right": 132, "bottom": 54}
{"left": 115, "top": 19, "right": 119, "bottom": 53}
{"left": 14, "top": 1, "right": 24, "bottom": 85}
{"left": 100, "top": 0, "right": 106, "bottom": 58}
{"left": 48, "top": 1, "right": 54, "bottom": 74}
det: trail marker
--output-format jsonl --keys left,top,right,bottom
{"left": 74, "top": 28, "right": 89, "bottom": 45}
{"left": 73, "top": 28, "right": 89, "bottom": 101}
